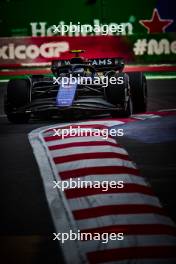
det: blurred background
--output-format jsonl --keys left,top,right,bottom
{"left": 0, "top": 0, "right": 176, "bottom": 69}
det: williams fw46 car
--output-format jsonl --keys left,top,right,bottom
{"left": 4, "top": 50, "right": 147, "bottom": 123}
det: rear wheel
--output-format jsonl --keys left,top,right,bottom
{"left": 5, "top": 79, "right": 31, "bottom": 123}
{"left": 127, "top": 72, "right": 147, "bottom": 113}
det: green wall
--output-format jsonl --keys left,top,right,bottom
{"left": 0, "top": 0, "right": 157, "bottom": 37}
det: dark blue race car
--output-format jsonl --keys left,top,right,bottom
{"left": 4, "top": 50, "right": 147, "bottom": 123}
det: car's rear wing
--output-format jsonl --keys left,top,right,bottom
{"left": 88, "top": 58, "right": 125, "bottom": 72}
{"left": 51, "top": 57, "right": 125, "bottom": 74}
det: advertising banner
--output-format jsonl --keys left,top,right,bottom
{"left": 0, "top": 34, "right": 176, "bottom": 67}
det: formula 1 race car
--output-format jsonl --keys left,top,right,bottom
{"left": 4, "top": 50, "right": 147, "bottom": 123}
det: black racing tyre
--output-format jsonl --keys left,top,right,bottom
{"left": 105, "top": 73, "right": 129, "bottom": 105}
{"left": 5, "top": 79, "right": 31, "bottom": 123}
{"left": 127, "top": 72, "right": 147, "bottom": 113}
{"left": 7, "top": 79, "right": 31, "bottom": 107}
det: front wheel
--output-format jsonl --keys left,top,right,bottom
{"left": 127, "top": 72, "right": 147, "bottom": 113}
{"left": 4, "top": 78, "right": 31, "bottom": 124}
{"left": 4, "top": 100, "right": 30, "bottom": 124}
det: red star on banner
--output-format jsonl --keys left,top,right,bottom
{"left": 139, "top": 8, "right": 173, "bottom": 33}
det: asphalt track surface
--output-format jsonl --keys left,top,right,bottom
{"left": 0, "top": 79, "right": 176, "bottom": 263}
